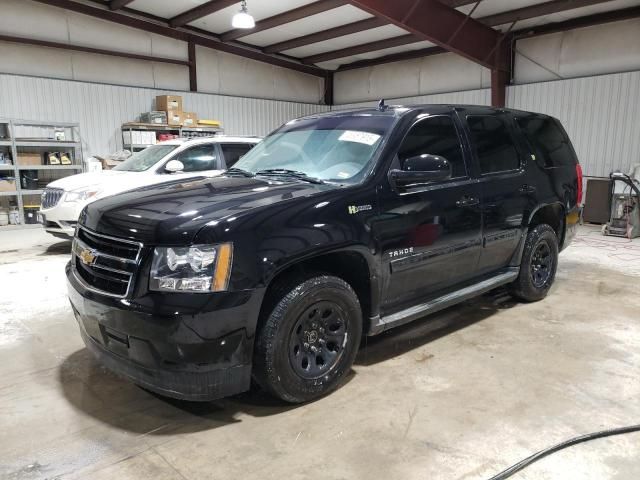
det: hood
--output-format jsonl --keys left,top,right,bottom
{"left": 48, "top": 169, "right": 224, "bottom": 199}
{"left": 47, "top": 171, "right": 126, "bottom": 191}
{"left": 81, "top": 175, "right": 333, "bottom": 244}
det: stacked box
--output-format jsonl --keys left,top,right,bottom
{"left": 182, "top": 112, "right": 199, "bottom": 127}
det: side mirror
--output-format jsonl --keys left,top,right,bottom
{"left": 165, "top": 159, "right": 184, "bottom": 173}
{"left": 390, "top": 154, "right": 452, "bottom": 190}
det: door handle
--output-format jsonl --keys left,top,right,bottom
{"left": 519, "top": 184, "right": 537, "bottom": 194}
{"left": 456, "top": 196, "right": 479, "bottom": 208}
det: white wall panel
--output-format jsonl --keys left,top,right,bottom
{"left": 196, "top": 48, "right": 324, "bottom": 103}
{"left": 514, "top": 18, "right": 640, "bottom": 84}
{"left": 507, "top": 70, "right": 640, "bottom": 178}
{"left": 0, "top": 74, "right": 329, "bottom": 160}
{"left": 0, "top": 0, "right": 325, "bottom": 104}
{"left": 334, "top": 52, "right": 490, "bottom": 104}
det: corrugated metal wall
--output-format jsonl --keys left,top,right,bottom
{"left": 2, "top": 71, "right": 639, "bottom": 178}
{"left": 507, "top": 70, "right": 640, "bottom": 177}
{"left": 0, "top": 73, "right": 330, "bottom": 159}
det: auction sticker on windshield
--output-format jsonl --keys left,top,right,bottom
{"left": 338, "top": 130, "right": 381, "bottom": 146}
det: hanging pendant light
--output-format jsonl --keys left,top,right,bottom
{"left": 232, "top": 1, "right": 255, "bottom": 29}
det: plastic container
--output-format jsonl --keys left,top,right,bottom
{"left": 9, "top": 207, "right": 20, "bottom": 225}
{"left": 20, "top": 170, "right": 39, "bottom": 190}
{"left": 23, "top": 206, "right": 40, "bottom": 224}
{"left": 0, "top": 209, "right": 8, "bottom": 226}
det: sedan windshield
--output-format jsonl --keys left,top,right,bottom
{"left": 113, "top": 144, "right": 179, "bottom": 172}
{"left": 233, "top": 114, "right": 395, "bottom": 184}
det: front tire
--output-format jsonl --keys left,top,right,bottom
{"left": 511, "top": 224, "right": 559, "bottom": 302}
{"left": 254, "top": 275, "right": 362, "bottom": 403}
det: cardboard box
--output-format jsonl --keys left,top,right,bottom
{"left": 0, "top": 178, "right": 16, "bottom": 192}
{"left": 17, "top": 152, "right": 42, "bottom": 166}
{"left": 182, "top": 112, "right": 198, "bottom": 128}
{"left": 167, "top": 111, "right": 185, "bottom": 126}
{"left": 100, "top": 158, "right": 122, "bottom": 170}
{"left": 156, "top": 95, "right": 183, "bottom": 112}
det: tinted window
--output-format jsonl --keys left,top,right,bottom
{"left": 467, "top": 115, "right": 520, "bottom": 174}
{"left": 398, "top": 116, "right": 466, "bottom": 178}
{"left": 174, "top": 144, "right": 218, "bottom": 172}
{"left": 221, "top": 143, "right": 255, "bottom": 168}
{"left": 516, "top": 116, "right": 576, "bottom": 168}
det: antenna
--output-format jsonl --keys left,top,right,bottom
{"left": 378, "top": 99, "right": 387, "bottom": 111}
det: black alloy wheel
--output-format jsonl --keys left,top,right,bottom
{"left": 530, "top": 240, "right": 553, "bottom": 288}
{"left": 510, "top": 223, "right": 559, "bottom": 302}
{"left": 254, "top": 275, "right": 362, "bottom": 403}
{"left": 288, "top": 301, "right": 348, "bottom": 379}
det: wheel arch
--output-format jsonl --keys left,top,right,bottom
{"left": 511, "top": 202, "right": 566, "bottom": 267}
{"left": 528, "top": 202, "right": 566, "bottom": 247}
{"left": 258, "top": 247, "right": 379, "bottom": 336}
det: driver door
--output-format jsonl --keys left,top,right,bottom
{"left": 376, "top": 114, "right": 482, "bottom": 315}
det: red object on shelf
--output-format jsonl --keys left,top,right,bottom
{"left": 157, "top": 133, "right": 176, "bottom": 142}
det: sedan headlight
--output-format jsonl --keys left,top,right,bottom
{"left": 64, "top": 189, "right": 101, "bottom": 203}
{"left": 150, "top": 243, "right": 233, "bottom": 293}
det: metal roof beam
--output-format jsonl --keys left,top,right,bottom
{"left": 221, "top": 0, "right": 348, "bottom": 42}
{"left": 347, "top": 0, "right": 507, "bottom": 70}
{"left": 302, "top": 34, "right": 418, "bottom": 64}
{"left": 170, "top": 0, "right": 239, "bottom": 28}
{"left": 264, "top": 17, "right": 386, "bottom": 54}
{"left": 335, "top": 3, "right": 640, "bottom": 71}
{"left": 30, "top": 0, "right": 327, "bottom": 77}
{"left": 481, "top": 0, "right": 614, "bottom": 27}
{"left": 108, "top": 0, "right": 134, "bottom": 10}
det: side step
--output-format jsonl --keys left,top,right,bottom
{"left": 369, "top": 269, "right": 519, "bottom": 335}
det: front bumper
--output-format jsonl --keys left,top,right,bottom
{"left": 40, "top": 201, "right": 85, "bottom": 238}
{"left": 67, "top": 262, "right": 263, "bottom": 401}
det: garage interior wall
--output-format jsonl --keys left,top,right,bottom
{"left": 334, "top": 18, "right": 640, "bottom": 177}
{"left": 0, "top": 0, "right": 325, "bottom": 103}
{"left": 0, "top": 73, "right": 330, "bottom": 158}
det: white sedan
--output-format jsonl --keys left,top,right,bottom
{"left": 40, "top": 136, "right": 261, "bottom": 239}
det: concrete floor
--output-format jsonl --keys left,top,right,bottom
{"left": 1, "top": 225, "right": 639, "bottom": 480}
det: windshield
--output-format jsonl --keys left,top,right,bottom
{"left": 233, "top": 114, "right": 394, "bottom": 184}
{"left": 113, "top": 144, "right": 179, "bottom": 172}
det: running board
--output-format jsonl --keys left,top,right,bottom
{"left": 369, "top": 269, "right": 519, "bottom": 335}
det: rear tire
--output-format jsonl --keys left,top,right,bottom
{"left": 253, "top": 274, "right": 362, "bottom": 403}
{"left": 511, "top": 224, "right": 559, "bottom": 302}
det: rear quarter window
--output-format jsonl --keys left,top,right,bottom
{"left": 515, "top": 116, "right": 577, "bottom": 168}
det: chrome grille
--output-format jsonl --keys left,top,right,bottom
{"left": 41, "top": 188, "right": 64, "bottom": 209}
{"left": 71, "top": 225, "right": 143, "bottom": 298}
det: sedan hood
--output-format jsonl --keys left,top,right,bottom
{"left": 47, "top": 169, "right": 223, "bottom": 199}
{"left": 81, "top": 175, "right": 333, "bottom": 244}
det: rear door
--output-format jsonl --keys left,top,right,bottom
{"left": 459, "top": 111, "right": 531, "bottom": 275}
{"left": 220, "top": 143, "right": 256, "bottom": 168}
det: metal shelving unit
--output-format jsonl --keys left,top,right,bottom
{"left": 0, "top": 119, "right": 83, "bottom": 226}
{"left": 121, "top": 123, "right": 223, "bottom": 152}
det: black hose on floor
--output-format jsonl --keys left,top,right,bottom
{"left": 485, "top": 424, "right": 640, "bottom": 480}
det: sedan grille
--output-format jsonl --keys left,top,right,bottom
{"left": 71, "top": 225, "right": 143, "bottom": 298}
{"left": 41, "top": 188, "right": 64, "bottom": 209}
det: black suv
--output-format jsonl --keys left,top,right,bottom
{"left": 67, "top": 105, "right": 582, "bottom": 403}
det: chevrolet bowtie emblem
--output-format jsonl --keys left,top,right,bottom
{"left": 79, "top": 248, "right": 97, "bottom": 266}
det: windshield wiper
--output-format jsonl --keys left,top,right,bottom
{"left": 255, "top": 169, "right": 325, "bottom": 184}
{"left": 225, "top": 167, "right": 255, "bottom": 177}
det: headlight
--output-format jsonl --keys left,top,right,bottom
{"left": 64, "top": 189, "right": 101, "bottom": 203}
{"left": 150, "top": 243, "right": 233, "bottom": 293}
